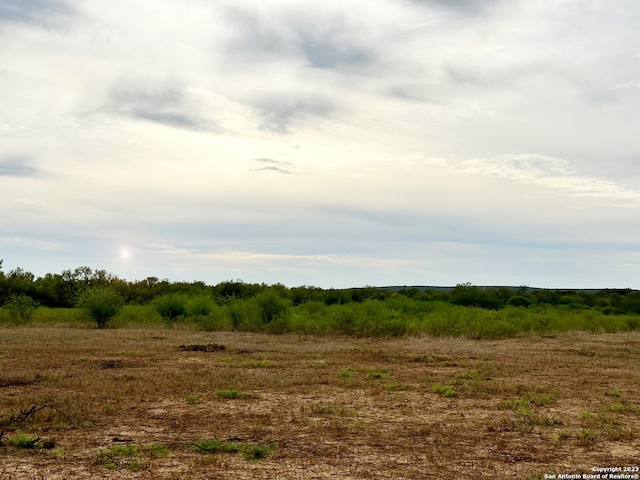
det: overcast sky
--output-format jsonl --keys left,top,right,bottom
{"left": 1, "top": 0, "right": 639, "bottom": 288}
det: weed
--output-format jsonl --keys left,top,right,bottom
{"left": 144, "top": 443, "right": 171, "bottom": 456}
{"left": 193, "top": 439, "right": 239, "bottom": 454}
{"left": 215, "top": 389, "right": 250, "bottom": 400}
{"left": 455, "top": 370, "right": 479, "bottom": 380}
{"left": 554, "top": 429, "right": 571, "bottom": 441}
{"left": 367, "top": 369, "right": 390, "bottom": 380}
{"left": 96, "top": 444, "right": 141, "bottom": 470}
{"left": 193, "top": 438, "right": 275, "bottom": 461}
{"left": 578, "top": 429, "right": 598, "bottom": 447}
{"left": 385, "top": 383, "right": 409, "bottom": 391}
{"left": 529, "top": 393, "right": 557, "bottom": 407}
{"left": 579, "top": 411, "right": 597, "bottom": 425}
{"left": 605, "top": 389, "right": 624, "bottom": 398}
{"left": 243, "top": 359, "right": 272, "bottom": 368}
{"left": 499, "top": 398, "right": 532, "bottom": 412}
{"left": 7, "top": 432, "right": 41, "bottom": 449}
{"left": 0, "top": 403, "right": 50, "bottom": 445}
{"left": 432, "top": 384, "right": 457, "bottom": 398}
{"left": 185, "top": 395, "right": 199, "bottom": 405}
{"left": 339, "top": 367, "right": 357, "bottom": 378}
{"left": 511, "top": 410, "right": 559, "bottom": 434}
{"left": 240, "top": 442, "right": 277, "bottom": 461}
{"left": 608, "top": 403, "right": 625, "bottom": 412}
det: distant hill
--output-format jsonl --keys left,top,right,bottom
{"left": 375, "top": 286, "right": 636, "bottom": 294}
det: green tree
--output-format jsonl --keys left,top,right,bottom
{"left": 0, "top": 259, "right": 7, "bottom": 304}
{"left": 77, "top": 287, "right": 124, "bottom": 328}
{"left": 4, "top": 294, "right": 39, "bottom": 324}
{"left": 152, "top": 293, "right": 187, "bottom": 321}
{"left": 253, "top": 289, "right": 290, "bottom": 324}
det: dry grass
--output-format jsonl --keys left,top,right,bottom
{"left": 1, "top": 327, "right": 639, "bottom": 479}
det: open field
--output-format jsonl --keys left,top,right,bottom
{"left": 1, "top": 327, "right": 639, "bottom": 479}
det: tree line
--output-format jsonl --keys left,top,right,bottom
{"left": 1, "top": 261, "right": 639, "bottom": 315}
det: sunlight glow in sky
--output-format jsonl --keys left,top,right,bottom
{"left": 1, "top": 0, "right": 639, "bottom": 288}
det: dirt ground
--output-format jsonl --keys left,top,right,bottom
{"left": 0, "top": 327, "right": 639, "bottom": 479}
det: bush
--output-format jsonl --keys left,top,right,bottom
{"left": 186, "top": 295, "right": 215, "bottom": 316}
{"left": 4, "top": 295, "right": 39, "bottom": 324}
{"left": 253, "top": 289, "right": 290, "bottom": 325}
{"left": 507, "top": 295, "right": 534, "bottom": 307}
{"left": 152, "top": 293, "right": 188, "bottom": 321}
{"left": 76, "top": 288, "right": 124, "bottom": 328}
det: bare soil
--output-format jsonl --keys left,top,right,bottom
{"left": 1, "top": 327, "right": 639, "bottom": 479}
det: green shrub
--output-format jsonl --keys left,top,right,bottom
{"left": 253, "top": 289, "right": 290, "bottom": 324}
{"left": 152, "top": 293, "right": 187, "bottom": 321}
{"left": 507, "top": 295, "right": 534, "bottom": 307}
{"left": 186, "top": 295, "right": 215, "bottom": 317}
{"left": 76, "top": 288, "right": 124, "bottom": 329}
{"left": 4, "top": 295, "right": 39, "bottom": 324}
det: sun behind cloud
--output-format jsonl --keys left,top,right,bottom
{"left": 118, "top": 246, "right": 133, "bottom": 260}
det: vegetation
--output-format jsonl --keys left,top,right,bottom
{"left": 76, "top": 287, "right": 125, "bottom": 328}
{"left": 1, "top": 262, "right": 640, "bottom": 338}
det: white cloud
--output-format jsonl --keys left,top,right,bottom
{"left": 1, "top": 0, "right": 639, "bottom": 287}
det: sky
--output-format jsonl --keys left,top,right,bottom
{"left": 1, "top": 0, "right": 639, "bottom": 289}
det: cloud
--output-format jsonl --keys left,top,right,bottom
{"left": 459, "top": 154, "right": 640, "bottom": 204}
{"left": 251, "top": 158, "right": 294, "bottom": 174}
{"left": 251, "top": 92, "right": 336, "bottom": 133}
{"left": 301, "top": 38, "right": 371, "bottom": 69}
{"left": 409, "top": 0, "right": 499, "bottom": 15}
{"left": 0, "top": 0, "right": 74, "bottom": 27}
{"left": 1, "top": 0, "right": 640, "bottom": 288}
{"left": 102, "top": 80, "right": 220, "bottom": 132}
{"left": 222, "top": 2, "right": 375, "bottom": 70}
{"left": 0, "top": 157, "right": 41, "bottom": 177}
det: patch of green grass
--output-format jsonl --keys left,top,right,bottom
{"left": 432, "top": 384, "right": 457, "bottom": 398}
{"left": 240, "top": 442, "right": 277, "bottom": 461}
{"left": 608, "top": 403, "right": 625, "bottom": 412}
{"left": 454, "top": 370, "right": 479, "bottom": 380}
{"left": 523, "top": 474, "right": 545, "bottom": 480}
{"left": 243, "top": 359, "right": 272, "bottom": 368}
{"left": 579, "top": 411, "right": 597, "bottom": 424}
{"left": 7, "top": 432, "right": 41, "bottom": 449}
{"left": 529, "top": 393, "right": 557, "bottom": 407}
{"left": 339, "top": 367, "right": 357, "bottom": 378}
{"left": 96, "top": 444, "right": 141, "bottom": 470}
{"left": 143, "top": 443, "right": 171, "bottom": 456}
{"left": 367, "top": 369, "right": 390, "bottom": 380}
{"left": 605, "top": 389, "right": 624, "bottom": 398}
{"left": 185, "top": 395, "right": 199, "bottom": 405}
{"left": 193, "top": 439, "right": 276, "bottom": 462}
{"left": 385, "top": 382, "right": 409, "bottom": 391}
{"left": 554, "top": 429, "right": 571, "bottom": 441}
{"left": 215, "top": 389, "right": 250, "bottom": 400}
{"left": 578, "top": 429, "right": 598, "bottom": 447}
{"left": 193, "top": 439, "right": 240, "bottom": 454}
{"left": 499, "top": 398, "right": 531, "bottom": 412}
